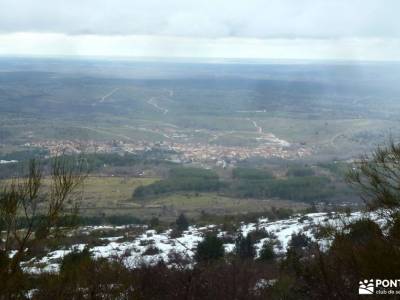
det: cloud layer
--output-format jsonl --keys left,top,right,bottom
{"left": 1, "top": 33, "right": 399, "bottom": 61}
{"left": 0, "top": 0, "right": 399, "bottom": 60}
{"left": 1, "top": 0, "right": 399, "bottom": 39}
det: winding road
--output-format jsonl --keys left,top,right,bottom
{"left": 147, "top": 89, "right": 173, "bottom": 114}
{"left": 99, "top": 88, "right": 119, "bottom": 103}
{"left": 247, "top": 118, "right": 263, "bottom": 133}
{"left": 147, "top": 97, "right": 169, "bottom": 114}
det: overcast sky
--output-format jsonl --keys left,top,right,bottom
{"left": 0, "top": 0, "right": 399, "bottom": 61}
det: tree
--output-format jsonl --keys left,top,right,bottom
{"left": 258, "top": 240, "right": 275, "bottom": 262}
{"left": 346, "top": 219, "right": 383, "bottom": 245}
{"left": 0, "top": 155, "right": 87, "bottom": 296}
{"left": 60, "top": 247, "right": 93, "bottom": 283}
{"left": 288, "top": 232, "right": 312, "bottom": 251}
{"left": 176, "top": 213, "right": 189, "bottom": 231}
{"left": 278, "top": 141, "right": 400, "bottom": 299}
{"left": 195, "top": 234, "right": 225, "bottom": 263}
{"left": 347, "top": 141, "right": 400, "bottom": 217}
{"left": 149, "top": 217, "right": 160, "bottom": 229}
{"left": 234, "top": 233, "right": 256, "bottom": 259}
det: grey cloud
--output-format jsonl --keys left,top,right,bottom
{"left": 0, "top": 0, "right": 399, "bottom": 39}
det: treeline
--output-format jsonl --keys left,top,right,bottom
{"left": 0, "top": 151, "right": 177, "bottom": 178}
{"left": 134, "top": 166, "right": 340, "bottom": 203}
{"left": 1, "top": 214, "right": 143, "bottom": 230}
{"left": 232, "top": 167, "right": 274, "bottom": 180}
{"left": 84, "top": 151, "right": 176, "bottom": 171}
{"left": 0, "top": 151, "right": 350, "bottom": 202}
{"left": 0, "top": 148, "right": 49, "bottom": 161}
{"left": 0, "top": 149, "right": 50, "bottom": 178}
{"left": 228, "top": 175, "right": 333, "bottom": 202}
{"left": 133, "top": 167, "right": 222, "bottom": 198}
{"left": 74, "top": 215, "right": 143, "bottom": 226}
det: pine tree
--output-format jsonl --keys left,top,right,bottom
{"left": 195, "top": 234, "right": 225, "bottom": 263}
{"left": 258, "top": 240, "right": 275, "bottom": 261}
{"left": 176, "top": 213, "right": 189, "bottom": 231}
{"left": 234, "top": 233, "right": 256, "bottom": 259}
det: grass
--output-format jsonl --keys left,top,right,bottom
{"left": 45, "top": 176, "right": 308, "bottom": 222}
{"left": 1, "top": 171, "right": 310, "bottom": 223}
{"left": 80, "top": 176, "right": 158, "bottom": 207}
{"left": 144, "top": 192, "right": 308, "bottom": 220}
{"left": 0, "top": 176, "right": 157, "bottom": 210}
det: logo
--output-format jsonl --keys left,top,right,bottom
{"left": 359, "top": 279, "right": 374, "bottom": 295}
{"left": 359, "top": 279, "right": 400, "bottom": 295}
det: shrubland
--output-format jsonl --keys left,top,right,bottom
{"left": 2, "top": 142, "right": 400, "bottom": 299}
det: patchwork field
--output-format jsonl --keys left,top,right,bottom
{"left": 3, "top": 176, "right": 307, "bottom": 221}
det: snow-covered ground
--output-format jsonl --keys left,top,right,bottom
{"left": 0, "top": 159, "right": 18, "bottom": 164}
{"left": 21, "top": 211, "right": 377, "bottom": 274}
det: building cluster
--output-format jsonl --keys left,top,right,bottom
{"left": 25, "top": 136, "right": 311, "bottom": 167}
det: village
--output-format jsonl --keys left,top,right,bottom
{"left": 24, "top": 136, "right": 312, "bottom": 167}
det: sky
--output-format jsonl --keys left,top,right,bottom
{"left": 0, "top": 0, "right": 399, "bottom": 61}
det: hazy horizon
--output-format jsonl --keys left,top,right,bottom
{"left": 1, "top": 0, "right": 400, "bottom": 61}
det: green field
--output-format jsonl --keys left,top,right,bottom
{"left": 80, "top": 176, "right": 157, "bottom": 207}
{"left": 147, "top": 193, "right": 308, "bottom": 218}
{"left": 65, "top": 176, "right": 308, "bottom": 221}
